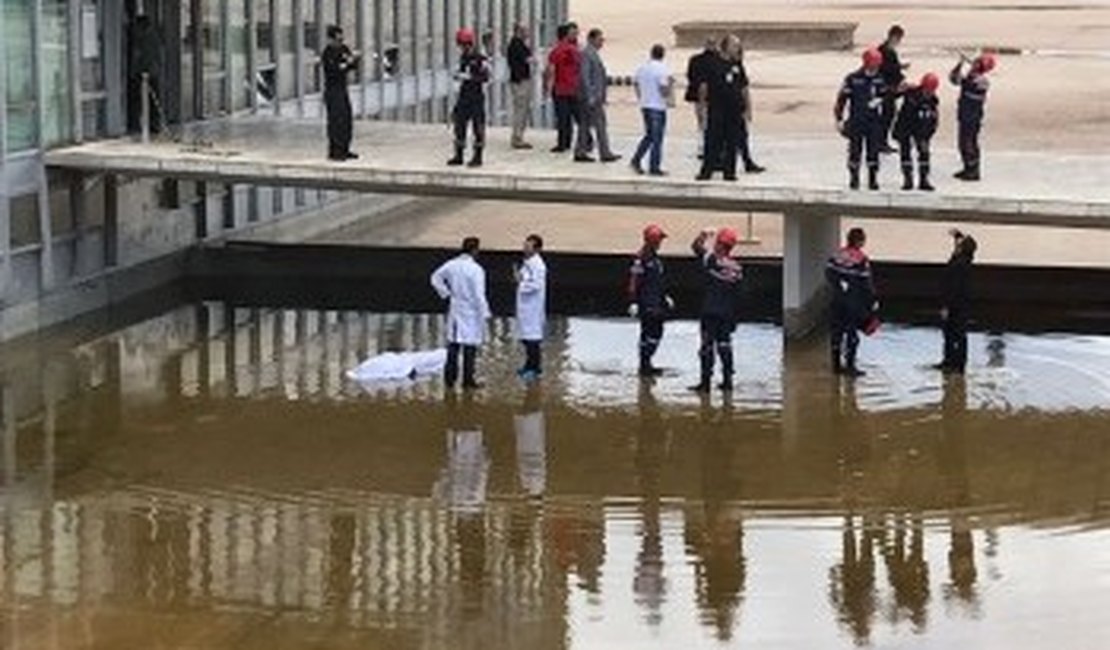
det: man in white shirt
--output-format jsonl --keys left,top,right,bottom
{"left": 514, "top": 234, "right": 548, "bottom": 380}
{"left": 631, "top": 44, "right": 674, "bottom": 176}
{"left": 430, "top": 237, "right": 492, "bottom": 389}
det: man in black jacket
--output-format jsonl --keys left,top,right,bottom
{"left": 686, "top": 38, "right": 717, "bottom": 159}
{"left": 322, "top": 26, "right": 360, "bottom": 161}
{"left": 878, "top": 25, "right": 908, "bottom": 153}
{"left": 935, "top": 229, "right": 978, "bottom": 374}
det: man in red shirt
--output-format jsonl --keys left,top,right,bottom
{"left": 544, "top": 22, "right": 582, "bottom": 153}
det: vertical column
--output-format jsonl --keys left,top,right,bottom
{"left": 221, "top": 0, "right": 232, "bottom": 114}
{"left": 247, "top": 0, "right": 259, "bottom": 113}
{"left": 0, "top": 0, "right": 9, "bottom": 301}
{"left": 68, "top": 0, "right": 83, "bottom": 143}
{"left": 293, "top": 0, "right": 305, "bottom": 116}
{"left": 392, "top": 0, "right": 402, "bottom": 119}
{"left": 37, "top": 170, "right": 55, "bottom": 291}
{"left": 782, "top": 210, "right": 840, "bottom": 339}
{"left": 374, "top": 0, "right": 386, "bottom": 119}
{"left": 271, "top": 0, "right": 282, "bottom": 116}
{"left": 357, "top": 0, "right": 369, "bottom": 118}
{"left": 426, "top": 0, "right": 435, "bottom": 122}
{"left": 192, "top": 0, "right": 205, "bottom": 119}
{"left": 103, "top": 0, "right": 125, "bottom": 134}
{"left": 410, "top": 0, "right": 421, "bottom": 121}
{"left": 68, "top": 170, "right": 85, "bottom": 277}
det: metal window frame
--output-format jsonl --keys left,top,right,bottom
{"left": 0, "top": 0, "right": 9, "bottom": 299}
{"left": 247, "top": 0, "right": 259, "bottom": 113}
{"left": 67, "top": 0, "right": 83, "bottom": 143}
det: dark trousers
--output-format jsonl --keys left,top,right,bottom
{"left": 898, "top": 134, "right": 931, "bottom": 176}
{"left": 453, "top": 102, "right": 486, "bottom": 150}
{"left": 830, "top": 305, "right": 861, "bottom": 371}
{"left": 698, "top": 316, "right": 736, "bottom": 385}
{"left": 847, "top": 121, "right": 883, "bottom": 174}
{"left": 639, "top": 314, "right": 665, "bottom": 371}
{"left": 700, "top": 108, "right": 740, "bottom": 179}
{"left": 325, "top": 87, "right": 353, "bottom": 158}
{"left": 737, "top": 118, "right": 756, "bottom": 168}
{"left": 632, "top": 109, "right": 667, "bottom": 173}
{"left": 553, "top": 95, "right": 580, "bottom": 150}
{"left": 445, "top": 343, "right": 478, "bottom": 388}
{"left": 881, "top": 95, "right": 898, "bottom": 144}
{"left": 958, "top": 120, "right": 982, "bottom": 172}
{"left": 522, "top": 340, "right": 542, "bottom": 374}
{"left": 942, "top": 313, "right": 969, "bottom": 371}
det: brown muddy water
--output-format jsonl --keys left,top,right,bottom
{"left": 1, "top": 304, "right": 1109, "bottom": 650}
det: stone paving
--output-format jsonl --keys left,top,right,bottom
{"left": 46, "top": 115, "right": 1110, "bottom": 229}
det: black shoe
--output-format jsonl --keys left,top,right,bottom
{"left": 849, "top": 173, "right": 860, "bottom": 190}
{"left": 649, "top": 169, "right": 668, "bottom": 177}
{"left": 839, "top": 366, "right": 866, "bottom": 378}
{"left": 688, "top": 383, "right": 711, "bottom": 394}
{"left": 868, "top": 175, "right": 880, "bottom": 191}
{"left": 467, "top": 150, "right": 484, "bottom": 167}
{"left": 919, "top": 175, "right": 935, "bottom": 192}
{"left": 574, "top": 154, "right": 596, "bottom": 163}
{"left": 551, "top": 146, "right": 568, "bottom": 153}
{"left": 448, "top": 147, "right": 465, "bottom": 166}
{"left": 717, "top": 381, "right": 734, "bottom": 392}
{"left": 695, "top": 172, "right": 713, "bottom": 181}
{"left": 328, "top": 154, "right": 348, "bottom": 162}
{"left": 962, "top": 169, "right": 981, "bottom": 181}
{"left": 600, "top": 154, "right": 622, "bottom": 163}
{"left": 639, "top": 366, "right": 664, "bottom": 378}
{"left": 345, "top": 151, "right": 359, "bottom": 160}
{"left": 723, "top": 174, "right": 739, "bottom": 182}
{"left": 744, "top": 163, "right": 766, "bottom": 174}
{"left": 902, "top": 175, "right": 914, "bottom": 191}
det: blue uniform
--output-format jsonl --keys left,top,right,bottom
{"left": 826, "top": 246, "right": 876, "bottom": 373}
{"left": 692, "top": 238, "right": 743, "bottom": 389}
{"left": 836, "top": 69, "right": 888, "bottom": 185}
{"left": 951, "top": 66, "right": 990, "bottom": 175}
{"left": 894, "top": 88, "right": 940, "bottom": 183}
{"left": 630, "top": 249, "right": 668, "bottom": 374}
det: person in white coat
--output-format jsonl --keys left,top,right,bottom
{"left": 430, "top": 237, "right": 491, "bottom": 389}
{"left": 514, "top": 234, "right": 548, "bottom": 380}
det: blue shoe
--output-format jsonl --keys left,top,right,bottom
{"left": 517, "top": 368, "right": 541, "bottom": 383}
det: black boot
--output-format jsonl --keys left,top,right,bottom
{"left": 868, "top": 167, "right": 880, "bottom": 191}
{"left": 919, "top": 168, "right": 935, "bottom": 192}
{"left": 690, "top": 346, "right": 713, "bottom": 393}
{"left": 901, "top": 168, "right": 914, "bottom": 191}
{"left": 447, "top": 146, "right": 465, "bottom": 166}
{"left": 831, "top": 346, "right": 843, "bottom": 375}
{"left": 467, "top": 147, "right": 484, "bottom": 168}
{"left": 718, "top": 346, "right": 734, "bottom": 392}
{"left": 849, "top": 169, "right": 860, "bottom": 190}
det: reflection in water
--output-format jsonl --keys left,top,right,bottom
{"left": 1, "top": 304, "right": 1109, "bottom": 649}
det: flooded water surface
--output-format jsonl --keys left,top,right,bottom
{"left": 2, "top": 305, "right": 1109, "bottom": 649}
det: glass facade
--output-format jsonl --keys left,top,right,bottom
{"left": 4, "top": 0, "right": 36, "bottom": 151}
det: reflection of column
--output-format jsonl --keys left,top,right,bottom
{"left": 295, "top": 310, "right": 309, "bottom": 398}
{"left": 224, "top": 306, "right": 239, "bottom": 397}
{"left": 249, "top": 309, "right": 263, "bottom": 396}
{"left": 196, "top": 304, "right": 212, "bottom": 399}
{"left": 633, "top": 384, "right": 667, "bottom": 626}
{"left": 2, "top": 385, "right": 15, "bottom": 488}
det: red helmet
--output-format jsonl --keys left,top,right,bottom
{"left": 456, "top": 28, "right": 476, "bottom": 46}
{"left": 717, "top": 228, "right": 739, "bottom": 249}
{"left": 920, "top": 72, "right": 940, "bottom": 93}
{"left": 862, "top": 47, "right": 884, "bottom": 69}
{"left": 643, "top": 224, "right": 667, "bottom": 244}
{"left": 976, "top": 53, "right": 997, "bottom": 73}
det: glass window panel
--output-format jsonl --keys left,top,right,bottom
{"left": 10, "top": 194, "right": 41, "bottom": 249}
{"left": 79, "top": 0, "right": 104, "bottom": 93}
{"left": 229, "top": 1, "right": 248, "bottom": 111}
{"left": 42, "top": 0, "right": 73, "bottom": 146}
{"left": 4, "top": 0, "right": 38, "bottom": 151}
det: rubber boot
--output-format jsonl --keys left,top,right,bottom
{"left": 447, "top": 145, "right": 465, "bottom": 166}
{"left": 467, "top": 147, "right": 484, "bottom": 168}
{"left": 868, "top": 167, "right": 880, "bottom": 191}
{"left": 901, "top": 168, "right": 914, "bottom": 191}
{"left": 919, "top": 168, "right": 935, "bottom": 192}
{"left": 689, "top": 346, "right": 713, "bottom": 393}
{"left": 718, "top": 346, "right": 734, "bottom": 392}
{"left": 849, "top": 169, "right": 860, "bottom": 190}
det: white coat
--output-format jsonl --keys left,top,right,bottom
{"left": 430, "top": 254, "right": 491, "bottom": 346}
{"left": 515, "top": 254, "right": 547, "bottom": 342}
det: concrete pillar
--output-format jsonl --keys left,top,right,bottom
{"left": 782, "top": 209, "right": 840, "bottom": 339}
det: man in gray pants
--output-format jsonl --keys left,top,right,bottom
{"left": 507, "top": 23, "right": 534, "bottom": 149}
{"left": 575, "top": 28, "right": 621, "bottom": 163}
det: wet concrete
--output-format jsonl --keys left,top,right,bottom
{"left": 1, "top": 304, "right": 1109, "bottom": 649}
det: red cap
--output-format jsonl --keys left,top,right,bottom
{"left": 717, "top": 228, "right": 739, "bottom": 249}
{"left": 456, "top": 28, "right": 476, "bottom": 45}
{"left": 920, "top": 72, "right": 940, "bottom": 93}
{"left": 976, "top": 53, "right": 997, "bottom": 73}
{"left": 643, "top": 224, "right": 667, "bottom": 244}
{"left": 862, "top": 47, "right": 884, "bottom": 69}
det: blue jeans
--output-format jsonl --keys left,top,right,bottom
{"left": 632, "top": 109, "right": 667, "bottom": 173}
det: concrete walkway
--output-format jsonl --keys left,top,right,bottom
{"left": 46, "top": 116, "right": 1110, "bottom": 229}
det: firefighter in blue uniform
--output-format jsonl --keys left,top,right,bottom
{"left": 689, "top": 228, "right": 743, "bottom": 394}
{"left": 950, "top": 52, "right": 996, "bottom": 181}
{"left": 449, "top": 28, "right": 491, "bottom": 168}
{"left": 826, "top": 227, "right": 877, "bottom": 377}
{"left": 628, "top": 225, "right": 672, "bottom": 378}
{"left": 893, "top": 72, "right": 940, "bottom": 191}
{"left": 835, "top": 48, "right": 888, "bottom": 191}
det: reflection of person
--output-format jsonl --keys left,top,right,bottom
{"left": 431, "top": 237, "right": 491, "bottom": 390}
{"left": 514, "top": 234, "right": 548, "bottom": 381}
{"left": 633, "top": 381, "right": 668, "bottom": 625}
{"left": 514, "top": 387, "right": 547, "bottom": 497}
{"left": 883, "top": 514, "right": 930, "bottom": 631}
{"left": 935, "top": 229, "right": 978, "bottom": 374}
{"left": 938, "top": 374, "right": 979, "bottom": 608}
{"left": 438, "top": 394, "right": 488, "bottom": 617}
{"left": 322, "top": 26, "right": 360, "bottom": 161}
{"left": 829, "top": 515, "right": 879, "bottom": 645}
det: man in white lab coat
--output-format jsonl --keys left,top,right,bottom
{"left": 430, "top": 237, "right": 492, "bottom": 389}
{"left": 514, "top": 234, "right": 548, "bottom": 380}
